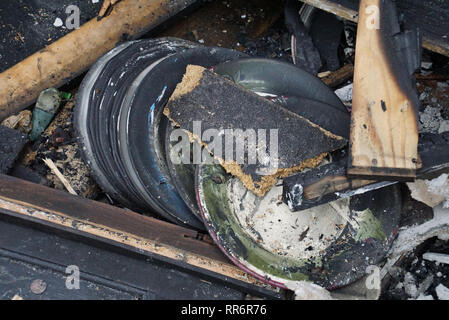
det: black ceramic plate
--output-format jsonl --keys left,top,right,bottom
{"left": 76, "top": 38, "right": 201, "bottom": 224}
{"left": 100, "top": 39, "right": 197, "bottom": 212}
{"left": 76, "top": 41, "right": 139, "bottom": 208}
{"left": 118, "top": 46, "right": 247, "bottom": 229}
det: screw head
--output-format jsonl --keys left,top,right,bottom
{"left": 30, "top": 279, "right": 47, "bottom": 295}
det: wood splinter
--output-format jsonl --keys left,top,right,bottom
{"left": 43, "top": 158, "right": 78, "bottom": 196}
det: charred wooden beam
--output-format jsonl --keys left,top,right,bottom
{"left": 0, "top": 173, "right": 281, "bottom": 297}
{"left": 321, "top": 64, "right": 354, "bottom": 88}
{"left": 348, "top": 0, "right": 420, "bottom": 181}
{"left": 284, "top": 132, "right": 449, "bottom": 211}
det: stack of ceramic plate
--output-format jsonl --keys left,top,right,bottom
{"left": 76, "top": 38, "right": 401, "bottom": 289}
{"left": 75, "top": 38, "right": 246, "bottom": 230}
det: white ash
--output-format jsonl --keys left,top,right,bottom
{"left": 438, "top": 82, "right": 449, "bottom": 89}
{"left": 335, "top": 83, "right": 353, "bottom": 103}
{"left": 419, "top": 91, "right": 429, "bottom": 101}
{"left": 439, "top": 120, "right": 449, "bottom": 134}
{"left": 436, "top": 284, "right": 449, "bottom": 300}
{"left": 423, "top": 252, "right": 449, "bottom": 265}
{"left": 344, "top": 47, "right": 355, "bottom": 58}
{"left": 419, "top": 106, "right": 444, "bottom": 133}
{"left": 407, "top": 174, "right": 449, "bottom": 209}
{"left": 381, "top": 205, "right": 449, "bottom": 280}
{"left": 53, "top": 17, "right": 64, "bottom": 28}
{"left": 421, "top": 61, "right": 433, "bottom": 70}
{"left": 416, "top": 294, "right": 434, "bottom": 300}
{"left": 404, "top": 272, "right": 418, "bottom": 298}
{"left": 286, "top": 281, "right": 333, "bottom": 300}
{"left": 427, "top": 174, "right": 449, "bottom": 208}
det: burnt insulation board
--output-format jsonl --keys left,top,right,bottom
{"left": 0, "top": 126, "right": 28, "bottom": 174}
{"left": 164, "top": 65, "right": 347, "bottom": 196}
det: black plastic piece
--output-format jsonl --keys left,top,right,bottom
{"left": 0, "top": 126, "right": 28, "bottom": 174}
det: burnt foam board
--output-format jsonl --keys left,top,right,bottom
{"left": 164, "top": 65, "right": 347, "bottom": 196}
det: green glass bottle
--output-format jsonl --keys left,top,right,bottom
{"left": 29, "top": 88, "right": 61, "bottom": 141}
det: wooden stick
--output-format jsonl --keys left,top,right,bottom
{"left": 43, "top": 158, "right": 78, "bottom": 195}
{"left": 348, "top": 0, "right": 419, "bottom": 181}
{"left": 300, "top": 0, "right": 359, "bottom": 23}
{"left": 0, "top": 0, "right": 196, "bottom": 121}
{"left": 321, "top": 64, "right": 354, "bottom": 88}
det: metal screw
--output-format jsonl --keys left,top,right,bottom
{"left": 30, "top": 279, "right": 47, "bottom": 295}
